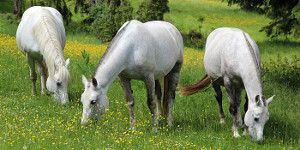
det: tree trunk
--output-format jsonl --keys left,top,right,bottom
{"left": 14, "top": 0, "right": 18, "bottom": 14}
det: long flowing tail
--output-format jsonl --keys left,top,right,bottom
{"left": 178, "top": 75, "right": 211, "bottom": 96}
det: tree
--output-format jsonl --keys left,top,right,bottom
{"left": 223, "top": 0, "right": 264, "bottom": 11}
{"left": 89, "top": 0, "right": 133, "bottom": 42}
{"left": 136, "top": 0, "right": 169, "bottom": 22}
{"left": 14, "top": 0, "right": 25, "bottom": 17}
{"left": 224, "top": 0, "right": 300, "bottom": 38}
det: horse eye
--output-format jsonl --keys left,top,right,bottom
{"left": 254, "top": 118, "right": 259, "bottom": 122}
{"left": 91, "top": 100, "right": 97, "bottom": 105}
{"left": 57, "top": 82, "right": 61, "bottom": 86}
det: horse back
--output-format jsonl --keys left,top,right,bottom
{"left": 114, "top": 20, "right": 183, "bottom": 80}
{"left": 16, "top": 6, "right": 66, "bottom": 56}
{"left": 133, "top": 21, "right": 183, "bottom": 78}
{"left": 204, "top": 28, "right": 260, "bottom": 84}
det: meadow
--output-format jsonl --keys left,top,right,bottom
{"left": 0, "top": 0, "right": 299, "bottom": 149}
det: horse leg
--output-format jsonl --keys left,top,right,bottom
{"left": 235, "top": 89, "right": 247, "bottom": 135}
{"left": 37, "top": 60, "right": 46, "bottom": 94}
{"left": 224, "top": 77, "right": 240, "bottom": 138}
{"left": 212, "top": 82, "right": 225, "bottom": 124}
{"left": 164, "top": 62, "right": 182, "bottom": 127}
{"left": 155, "top": 80, "right": 163, "bottom": 119}
{"left": 118, "top": 76, "right": 136, "bottom": 130}
{"left": 26, "top": 54, "right": 37, "bottom": 95}
{"left": 145, "top": 74, "right": 158, "bottom": 132}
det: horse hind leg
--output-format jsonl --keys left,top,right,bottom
{"left": 117, "top": 76, "right": 136, "bottom": 131}
{"left": 26, "top": 54, "right": 37, "bottom": 95}
{"left": 212, "top": 82, "right": 225, "bottom": 124}
{"left": 155, "top": 80, "right": 163, "bottom": 119}
{"left": 145, "top": 74, "right": 158, "bottom": 132}
{"left": 37, "top": 60, "right": 47, "bottom": 94}
{"left": 163, "top": 62, "right": 182, "bottom": 127}
{"left": 224, "top": 77, "right": 241, "bottom": 138}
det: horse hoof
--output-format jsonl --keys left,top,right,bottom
{"left": 233, "top": 132, "right": 241, "bottom": 138}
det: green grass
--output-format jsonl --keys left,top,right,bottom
{"left": 0, "top": 0, "right": 299, "bottom": 149}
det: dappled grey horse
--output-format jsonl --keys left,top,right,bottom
{"left": 80, "top": 20, "right": 183, "bottom": 132}
{"left": 179, "top": 27, "right": 274, "bottom": 143}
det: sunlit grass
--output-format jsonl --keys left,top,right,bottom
{"left": 0, "top": 0, "right": 299, "bottom": 149}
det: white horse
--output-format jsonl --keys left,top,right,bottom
{"left": 179, "top": 27, "right": 274, "bottom": 143}
{"left": 16, "top": 6, "right": 70, "bottom": 105}
{"left": 81, "top": 20, "right": 183, "bottom": 131}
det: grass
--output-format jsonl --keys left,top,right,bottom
{"left": 0, "top": 0, "right": 299, "bottom": 149}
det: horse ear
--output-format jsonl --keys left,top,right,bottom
{"left": 92, "top": 77, "right": 98, "bottom": 87}
{"left": 265, "top": 95, "right": 275, "bottom": 106}
{"left": 255, "top": 95, "right": 260, "bottom": 105}
{"left": 65, "top": 58, "right": 70, "bottom": 68}
{"left": 82, "top": 75, "right": 88, "bottom": 86}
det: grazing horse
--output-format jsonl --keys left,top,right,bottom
{"left": 179, "top": 27, "right": 274, "bottom": 143}
{"left": 16, "top": 6, "right": 70, "bottom": 105}
{"left": 81, "top": 20, "right": 183, "bottom": 131}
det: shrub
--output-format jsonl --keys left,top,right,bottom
{"left": 261, "top": 55, "right": 299, "bottom": 89}
{"left": 88, "top": 0, "right": 133, "bottom": 42}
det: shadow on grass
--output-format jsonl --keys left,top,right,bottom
{"left": 257, "top": 40, "right": 300, "bottom": 54}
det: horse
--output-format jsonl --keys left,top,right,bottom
{"left": 179, "top": 27, "right": 274, "bottom": 143}
{"left": 80, "top": 20, "right": 183, "bottom": 132}
{"left": 16, "top": 6, "right": 70, "bottom": 105}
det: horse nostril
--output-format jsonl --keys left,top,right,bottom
{"left": 91, "top": 100, "right": 96, "bottom": 105}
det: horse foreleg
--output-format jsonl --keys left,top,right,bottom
{"left": 212, "top": 82, "right": 225, "bottom": 124}
{"left": 155, "top": 80, "right": 163, "bottom": 119}
{"left": 118, "top": 76, "right": 136, "bottom": 131}
{"left": 37, "top": 61, "right": 46, "bottom": 94}
{"left": 145, "top": 74, "right": 158, "bottom": 132}
{"left": 26, "top": 54, "right": 37, "bottom": 95}
{"left": 224, "top": 77, "right": 241, "bottom": 138}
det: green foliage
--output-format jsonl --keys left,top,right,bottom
{"left": 136, "top": 0, "right": 169, "bottom": 22}
{"left": 223, "top": 0, "right": 300, "bottom": 38}
{"left": 88, "top": 0, "right": 133, "bottom": 42}
{"left": 262, "top": 55, "right": 300, "bottom": 89}
{"left": 35, "top": 0, "right": 73, "bottom": 25}
{"left": 223, "top": 0, "right": 264, "bottom": 11}
{"left": 181, "top": 17, "right": 206, "bottom": 49}
{"left": 75, "top": 50, "right": 96, "bottom": 75}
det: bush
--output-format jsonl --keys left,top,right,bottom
{"left": 180, "top": 17, "right": 206, "bottom": 49}
{"left": 136, "top": 0, "right": 169, "bottom": 23}
{"left": 88, "top": 0, "right": 133, "bottom": 42}
{"left": 261, "top": 55, "right": 299, "bottom": 89}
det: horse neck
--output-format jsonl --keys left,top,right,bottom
{"left": 242, "top": 67, "right": 264, "bottom": 103}
{"left": 43, "top": 44, "right": 66, "bottom": 78}
{"left": 93, "top": 47, "right": 127, "bottom": 94}
{"left": 242, "top": 32, "right": 264, "bottom": 103}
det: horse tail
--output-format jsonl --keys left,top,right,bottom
{"left": 163, "top": 76, "right": 168, "bottom": 115}
{"left": 178, "top": 75, "right": 211, "bottom": 96}
{"left": 43, "top": 60, "right": 48, "bottom": 80}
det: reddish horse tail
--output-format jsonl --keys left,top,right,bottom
{"left": 178, "top": 75, "right": 211, "bottom": 96}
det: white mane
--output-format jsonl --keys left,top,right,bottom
{"left": 32, "top": 8, "right": 66, "bottom": 78}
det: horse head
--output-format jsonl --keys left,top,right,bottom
{"left": 46, "top": 58, "right": 70, "bottom": 105}
{"left": 244, "top": 95, "right": 274, "bottom": 143}
{"left": 81, "top": 75, "right": 109, "bottom": 125}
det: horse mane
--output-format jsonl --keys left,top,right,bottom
{"left": 242, "top": 32, "right": 261, "bottom": 83}
{"left": 93, "top": 20, "right": 133, "bottom": 76}
{"left": 33, "top": 8, "right": 66, "bottom": 77}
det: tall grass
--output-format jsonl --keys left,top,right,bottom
{"left": 0, "top": 0, "right": 299, "bottom": 149}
